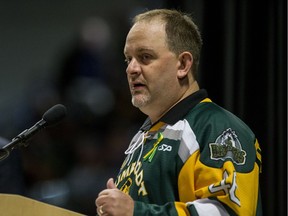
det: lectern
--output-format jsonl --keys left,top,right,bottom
{"left": 0, "top": 194, "right": 85, "bottom": 216}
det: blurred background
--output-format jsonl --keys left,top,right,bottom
{"left": 0, "top": 0, "right": 286, "bottom": 215}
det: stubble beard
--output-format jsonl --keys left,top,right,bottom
{"left": 131, "top": 93, "right": 151, "bottom": 108}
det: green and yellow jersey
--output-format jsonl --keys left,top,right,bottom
{"left": 115, "top": 89, "right": 262, "bottom": 215}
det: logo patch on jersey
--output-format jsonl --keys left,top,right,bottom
{"left": 158, "top": 144, "right": 172, "bottom": 152}
{"left": 209, "top": 128, "right": 246, "bottom": 165}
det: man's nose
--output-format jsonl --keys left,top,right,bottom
{"left": 126, "top": 58, "right": 141, "bottom": 75}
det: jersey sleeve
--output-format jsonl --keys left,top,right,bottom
{"left": 178, "top": 141, "right": 262, "bottom": 215}
{"left": 128, "top": 101, "right": 262, "bottom": 216}
{"left": 176, "top": 106, "right": 262, "bottom": 216}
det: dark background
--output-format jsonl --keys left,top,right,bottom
{"left": 0, "top": 0, "right": 286, "bottom": 215}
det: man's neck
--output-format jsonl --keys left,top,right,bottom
{"left": 148, "top": 81, "right": 200, "bottom": 124}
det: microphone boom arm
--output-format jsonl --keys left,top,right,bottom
{"left": 0, "top": 104, "right": 67, "bottom": 161}
{"left": 0, "top": 119, "right": 46, "bottom": 161}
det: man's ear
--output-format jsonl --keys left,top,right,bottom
{"left": 177, "top": 52, "right": 193, "bottom": 79}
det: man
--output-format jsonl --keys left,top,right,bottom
{"left": 95, "top": 9, "right": 262, "bottom": 215}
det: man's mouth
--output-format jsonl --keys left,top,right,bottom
{"left": 131, "top": 82, "right": 146, "bottom": 90}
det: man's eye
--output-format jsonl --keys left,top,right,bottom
{"left": 141, "top": 54, "right": 152, "bottom": 62}
{"left": 125, "top": 58, "right": 131, "bottom": 64}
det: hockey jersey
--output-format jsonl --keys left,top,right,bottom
{"left": 115, "top": 89, "right": 262, "bottom": 215}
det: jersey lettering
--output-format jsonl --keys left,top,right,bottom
{"left": 209, "top": 170, "right": 241, "bottom": 206}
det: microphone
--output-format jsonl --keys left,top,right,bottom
{"left": 0, "top": 104, "right": 67, "bottom": 161}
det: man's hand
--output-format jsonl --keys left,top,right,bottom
{"left": 96, "top": 178, "right": 134, "bottom": 216}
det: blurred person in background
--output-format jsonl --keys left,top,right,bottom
{"left": 95, "top": 9, "right": 262, "bottom": 215}
{"left": 57, "top": 16, "right": 115, "bottom": 121}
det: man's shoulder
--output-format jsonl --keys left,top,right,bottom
{"left": 186, "top": 100, "right": 232, "bottom": 121}
{"left": 185, "top": 100, "right": 254, "bottom": 138}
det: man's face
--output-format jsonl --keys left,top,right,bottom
{"left": 124, "top": 20, "right": 182, "bottom": 118}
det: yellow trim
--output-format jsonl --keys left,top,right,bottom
{"left": 255, "top": 139, "right": 262, "bottom": 173}
{"left": 200, "top": 98, "right": 212, "bottom": 103}
{"left": 175, "top": 202, "right": 190, "bottom": 216}
{"left": 255, "top": 139, "right": 262, "bottom": 162}
{"left": 149, "top": 121, "right": 165, "bottom": 132}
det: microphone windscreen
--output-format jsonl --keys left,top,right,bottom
{"left": 42, "top": 104, "right": 67, "bottom": 127}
